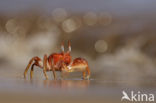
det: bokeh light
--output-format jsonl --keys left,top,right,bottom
{"left": 5, "top": 19, "right": 18, "bottom": 34}
{"left": 98, "top": 12, "right": 112, "bottom": 26}
{"left": 52, "top": 8, "right": 68, "bottom": 23}
{"left": 62, "top": 18, "right": 79, "bottom": 33}
{"left": 83, "top": 12, "right": 97, "bottom": 26}
{"left": 95, "top": 40, "right": 108, "bottom": 53}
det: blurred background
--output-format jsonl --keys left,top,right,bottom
{"left": 0, "top": 0, "right": 156, "bottom": 103}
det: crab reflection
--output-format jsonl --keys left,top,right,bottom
{"left": 43, "top": 80, "right": 90, "bottom": 89}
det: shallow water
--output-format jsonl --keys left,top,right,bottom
{"left": 0, "top": 78, "right": 156, "bottom": 103}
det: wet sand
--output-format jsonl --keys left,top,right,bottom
{"left": 0, "top": 78, "right": 156, "bottom": 103}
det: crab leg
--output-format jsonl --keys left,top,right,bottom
{"left": 43, "top": 54, "right": 48, "bottom": 80}
{"left": 86, "top": 66, "right": 91, "bottom": 79}
{"left": 24, "top": 56, "right": 41, "bottom": 79}
{"left": 30, "top": 63, "right": 36, "bottom": 79}
{"left": 48, "top": 56, "right": 57, "bottom": 79}
{"left": 82, "top": 71, "right": 86, "bottom": 79}
{"left": 51, "top": 65, "right": 56, "bottom": 79}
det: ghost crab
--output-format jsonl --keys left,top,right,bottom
{"left": 24, "top": 41, "right": 91, "bottom": 80}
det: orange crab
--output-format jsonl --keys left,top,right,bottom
{"left": 24, "top": 41, "right": 90, "bottom": 80}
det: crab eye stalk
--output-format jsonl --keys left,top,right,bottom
{"left": 61, "top": 42, "right": 65, "bottom": 53}
{"left": 68, "top": 40, "right": 71, "bottom": 52}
